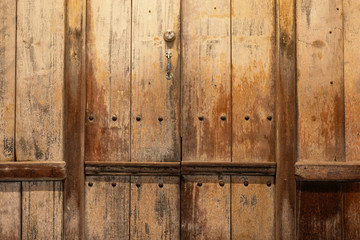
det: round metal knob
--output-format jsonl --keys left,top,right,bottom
{"left": 164, "top": 29, "right": 176, "bottom": 42}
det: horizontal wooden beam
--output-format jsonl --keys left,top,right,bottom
{"left": 0, "top": 162, "right": 66, "bottom": 181}
{"left": 295, "top": 162, "right": 360, "bottom": 181}
{"left": 85, "top": 161, "right": 276, "bottom": 176}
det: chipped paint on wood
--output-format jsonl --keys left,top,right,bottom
{"left": 231, "top": 0, "right": 276, "bottom": 163}
{"left": 182, "top": 0, "right": 231, "bottom": 162}
{"left": 16, "top": 0, "right": 65, "bottom": 161}
{"left": 0, "top": 0, "right": 15, "bottom": 161}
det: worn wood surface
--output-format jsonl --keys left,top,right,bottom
{"left": 16, "top": 0, "right": 65, "bottom": 162}
{"left": 297, "top": 182, "right": 342, "bottom": 240}
{"left": 22, "top": 181, "right": 63, "bottom": 239}
{"left": 86, "top": 0, "right": 131, "bottom": 162}
{"left": 131, "top": 0, "right": 180, "bottom": 162}
{"left": 0, "top": 0, "right": 15, "bottom": 161}
{"left": 63, "top": 0, "right": 86, "bottom": 239}
{"left": 131, "top": 176, "right": 179, "bottom": 239}
{"left": 0, "top": 161, "right": 65, "bottom": 180}
{"left": 0, "top": 182, "right": 20, "bottom": 239}
{"left": 297, "top": 0, "right": 345, "bottom": 163}
{"left": 232, "top": 176, "right": 275, "bottom": 239}
{"left": 182, "top": 0, "right": 231, "bottom": 162}
{"left": 343, "top": 182, "right": 360, "bottom": 240}
{"left": 181, "top": 175, "right": 230, "bottom": 239}
{"left": 85, "top": 176, "right": 130, "bottom": 239}
{"left": 231, "top": 0, "right": 276, "bottom": 163}
{"left": 344, "top": 0, "right": 360, "bottom": 162}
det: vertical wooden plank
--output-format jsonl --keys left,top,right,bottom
{"left": 231, "top": 0, "right": 276, "bottom": 163}
{"left": 22, "top": 181, "right": 63, "bottom": 239}
{"left": 64, "top": 0, "right": 85, "bottom": 238}
{"left": 0, "top": 0, "right": 15, "bottom": 161}
{"left": 276, "top": 0, "right": 296, "bottom": 238}
{"left": 131, "top": 0, "right": 180, "bottom": 162}
{"left": 182, "top": 0, "right": 231, "bottom": 162}
{"left": 85, "top": 176, "right": 130, "bottom": 239}
{"left": 344, "top": 0, "right": 360, "bottom": 161}
{"left": 16, "top": 0, "right": 65, "bottom": 161}
{"left": 181, "top": 176, "right": 230, "bottom": 239}
{"left": 0, "top": 182, "right": 21, "bottom": 239}
{"left": 131, "top": 176, "right": 179, "bottom": 239}
{"left": 86, "top": 0, "right": 131, "bottom": 162}
{"left": 297, "top": 0, "right": 344, "bottom": 162}
{"left": 296, "top": 182, "right": 341, "bottom": 240}
{"left": 343, "top": 182, "right": 360, "bottom": 240}
{"left": 232, "top": 176, "right": 275, "bottom": 239}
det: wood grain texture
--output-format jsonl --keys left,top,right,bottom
{"left": 131, "top": 176, "right": 179, "bottom": 240}
{"left": 16, "top": 0, "right": 65, "bottom": 161}
{"left": 22, "top": 181, "right": 63, "bottom": 239}
{"left": 344, "top": 0, "right": 360, "bottom": 162}
{"left": 181, "top": 175, "right": 230, "bottom": 239}
{"left": 296, "top": 182, "right": 342, "bottom": 240}
{"left": 232, "top": 176, "right": 275, "bottom": 240}
{"left": 0, "top": 182, "right": 20, "bottom": 239}
{"left": 231, "top": 0, "right": 276, "bottom": 163}
{"left": 85, "top": 176, "right": 130, "bottom": 240}
{"left": 182, "top": 0, "right": 231, "bottom": 162}
{"left": 343, "top": 182, "right": 360, "bottom": 240}
{"left": 0, "top": 0, "right": 15, "bottom": 161}
{"left": 86, "top": 0, "right": 131, "bottom": 162}
{"left": 297, "top": 0, "right": 345, "bottom": 162}
{"left": 131, "top": 0, "right": 180, "bottom": 162}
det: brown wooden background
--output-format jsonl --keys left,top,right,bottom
{"left": 0, "top": 0, "right": 359, "bottom": 239}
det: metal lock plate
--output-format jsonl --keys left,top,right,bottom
{"left": 164, "top": 29, "right": 176, "bottom": 42}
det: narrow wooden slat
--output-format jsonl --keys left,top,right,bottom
{"left": 232, "top": 176, "right": 275, "bottom": 239}
{"left": 295, "top": 162, "right": 360, "bottom": 181}
{"left": 0, "top": 0, "right": 15, "bottom": 161}
{"left": 344, "top": 0, "right": 360, "bottom": 161}
{"left": 296, "top": 182, "right": 341, "bottom": 240}
{"left": 181, "top": 175, "right": 230, "bottom": 239}
{"left": 0, "top": 182, "right": 21, "bottom": 239}
{"left": 63, "top": 0, "right": 86, "bottom": 238}
{"left": 130, "top": 176, "right": 179, "bottom": 239}
{"left": 231, "top": 0, "right": 276, "bottom": 163}
{"left": 22, "top": 181, "right": 63, "bottom": 239}
{"left": 131, "top": 0, "right": 180, "bottom": 162}
{"left": 0, "top": 161, "right": 65, "bottom": 180}
{"left": 343, "top": 182, "right": 360, "bottom": 240}
{"left": 182, "top": 0, "right": 231, "bottom": 162}
{"left": 85, "top": 176, "right": 130, "bottom": 239}
{"left": 297, "top": 0, "right": 344, "bottom": 163}
{"left": 85, "top": 0, "right": 131, "bottom": 162}
{"left": 16, "top": 0, "right": 65, "bottom": 161}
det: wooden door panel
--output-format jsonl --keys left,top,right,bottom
{"left": 344, "top": 182, "right": 360, "bottom": 240}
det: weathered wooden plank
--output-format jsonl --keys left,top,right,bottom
{"left": 297, "top": 0, "right": 344, "bottom": 162}
{"left": 182, "top": 0, "right": 231, "bottom": 162}
{"left": 63, "top": 0, "right": 86, "bottom": 238}
{"left": 0, "top": 182, "right": 21, "bottom": 239}
{"left": 22, "top": 181, "right": 63, "bottom": 239}
{"left": 181, "top": 175, "right": 230, "bottom": 239}
{"left": 343, "top": 182, "right": 360, "bottom": 240}
{"left": 0, "top": 161, "right": 65, "bottom": 180}
{"left": 0, "top": 0, "right": 15, "bottom": 161}
{"left": 16, "top": 0, "right": 65, "bottom": 161}
{"left": 85, "top": 176, "right": 130, "bottom": 239}
{"left": 130, "top": 176, "right": 179, "bottom": 239}
{"left": 86, "top": 0, "right": 131, "bottom": 162}
{"left": 232, "top": 176, "right": 275, "bottom": 240}
{"left": 344, "top": 0, "right": 360, "bottom": 162}
{"left": 295, "top": 162, "right": 360, "bottom": 181}
{"left": 296, "top": 182, "right": 341, "bottom": 240}
{"left": 131, "top": 0, "right": 180, "bottom": 162}
{"left": 231, "top": 0, "right": 276, "bottom": 163}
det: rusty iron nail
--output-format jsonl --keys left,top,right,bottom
{"left": 244, "top": 181, "right": 249, "bottom": 187}
{"left": 197, "top": 183, "right": 202, "bottom": 187}
{"left": 88, "top": 116, "right": 94, "bottom": 121}
{"left": 198, "top": 116, "right": 204, "bottom": 121}
{"left": 136, "top": 116, "right": 141, "bottom": 122}
{"left": 220, "top": 115, "right": 226, "bottom": 121}
{"left": 158, "top": 117, "right": 163, "bottom": 122}
{"left": 267, "top": 116, "right": 272, "bottom": 121}
{"left": 266, "top": 181, "right": 271, "bottom": 187}
{"left": 112, "top": 182, "right": 117, "bottom": 187}
{"left": 219, "top": 180, "right": 225, "bottom": 187}
{"left": 136, "top": 182, "right": 141, "bottom": 188}
{"left": 245, "top": 116, "right": 250, "bottom": 121}
{"left": 159, "top": 183, "right": 164, "bottom": 188}
{"left": 112, "top": 115, "right": 117, "bottom": 121}
{"left": 88, "top": 182, "right": 93, "bottom": 187}
{"left": 330, "top": 81, "right": 334, "bottom": 85}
